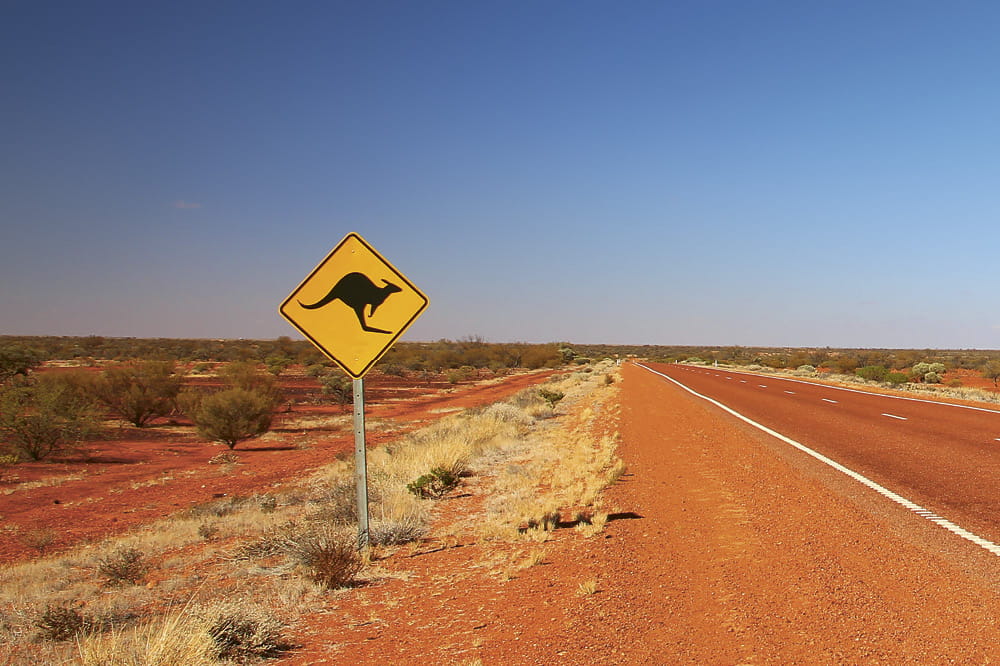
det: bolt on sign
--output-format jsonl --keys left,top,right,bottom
{"left": 279, "top": 232, "right": 429, "bottom": 378}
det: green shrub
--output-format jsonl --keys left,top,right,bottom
{"left": 264, "top": 355, "right": 293, "bottom": 376}
{"left": 538, "top": 388, "right": 565, "bottom": 410}
{"left": 319, "top": 371, "right": 353, "bottom": 408}
{"left": 95, "top": 361, "right": 181, "bottom": 427}
{"left": 0, "top": 345, "right": 43, "bottom": 382}
{"left": 911, "top": 362, "right": 947, "bottom": 383}
{"left": 885, "top": 372, "right": 908, "bottom": 385}
{"left": 0, "top": 376, "right": 101, "bottom": 460}
{"left": 219, "top": 361, "right": 284, "bottom": 408}
{"left": 407, "top": 467, "right": 460, "bottom": 499}
{"left": 186, "top": 388, "right": 274, "bottom": 449}
{"left": 855, "top": 365, "right": 889, "bottom": 382}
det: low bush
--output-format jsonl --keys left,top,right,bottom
{"left": 186, "top": 388, "right": 274, "bottom": 449}
{"left": 885, "top": 372, "right": 909, "bottom": 385}
{"left": 856, "top": 365, "right": 889, "bottom": 382}
{"left": 205, "top": 603, "right": 290, "bottom": 662}
{"left": 538, "top": 389, "right": 565, "bottom": 410}
{"left": 97, "top": 547, "right": 147, "bottom": 586}
{"left": 407, "top": 467, "right": 460, "bottom": 499}
{"left": 35, "top": 604, "right": 92, "bottom": 641}
{"left": 95, "top": 361, "right": 181, "bottom": 427}
{"left": 285, "top": 527, "right": 363, "bottom": 589}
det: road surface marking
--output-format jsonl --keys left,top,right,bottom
{"left": 637, "top": 363, "right": 1000, "bottom": 558}
{"left": 822, "top": 398, "right": 838, "bottom": 404}
{"left": 882, "top": 413, "right": 908, "bottom": 421}
{"left": 684, "top": 364, "right": 1000, "bottom": 416}
{"left": 784, "top": 391, "right": 796, "bottom": 395}
{"left": 758, "top": 384, "right": 768, "bottom": 388}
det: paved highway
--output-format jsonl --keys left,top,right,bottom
{"left": 638, "top": 362, "right": 1000, "bottom": 551}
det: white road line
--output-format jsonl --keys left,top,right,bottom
{"left": 636, "top": 363, "right": 1000, "bottom": 558}
{"left": 758, "top": 384, "right": 768, "bottom": 388}
{"left": 882, "top": 413, "right": 908, "bottom": 421}
{"left": 687, "top": 364, "right": 1000, "bottom": 416}
{"left": 784, "top": 391, "right": 796, "bottom": 395}
{"left": 822, "top": 398, "right": 838, "bottom": 404}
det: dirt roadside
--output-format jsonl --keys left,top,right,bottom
{"left": 303, "top": 361, "right": 1000, "bottom": 664}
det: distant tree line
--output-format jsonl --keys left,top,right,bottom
{"left": 0, "top": 335, "right": 564, "bottom": 372}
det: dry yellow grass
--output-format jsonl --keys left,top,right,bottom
{"left": 0, "top": 363, "right": 624, "bottom": 663}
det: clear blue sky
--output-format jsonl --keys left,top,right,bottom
{"left": 3, "top": 1, "right": 1000, "bottom": 348}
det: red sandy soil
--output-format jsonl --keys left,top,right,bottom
{"left": 277, "top": 362, "right": 1000, "bottom": 664}
{"left": 0, "top": 369, "right": 553, "bottom": 565}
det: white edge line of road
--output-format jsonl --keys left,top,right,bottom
{"left": 635, "top": 363, "right": 1000, "bottom": 558}
{"left": 696, "top": 364, "right": 1000, "bottom": 416}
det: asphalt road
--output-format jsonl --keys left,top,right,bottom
{"left": 638, "top": 362, "right": 1000, "bottom": 551}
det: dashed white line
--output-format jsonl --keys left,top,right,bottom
{"left": 784, "top": 391, "right": 796, "bottom": 395}
{"left": 882, "top": 413, "right": 908, "bottom": 421}
{"left": 637, "top": 363, "right": 1000, "bottom": 559}
{"left": 758, "top": 384, "right": 768, "bottom": 388}
{"left": 822, "top": 398, "right": 838, "bottom": 404}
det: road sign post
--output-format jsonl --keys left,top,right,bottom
{"left": 280, "top": 232, "right": 428, "bottom": 549}
{"left": 353, "top": 378, "right": 369, "bottom": 549}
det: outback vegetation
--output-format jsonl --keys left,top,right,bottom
{"left": 0, "top": 349, "right": 622, "bottom": 664}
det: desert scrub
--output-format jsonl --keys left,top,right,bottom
{"left": 94, "top": 360, "right": 181, "bottom": 427}
{"left": 0, "top": 374, "right": 101, "bottom": 460}
{"left": 478, "top": 363, "right": 625, "bottom": 540}
{"left": 284, "top": 526, "right": 363, "bottom": 589}
{"left": 184, "top": 387, "right": 275, "bottom": 449}
{"left": 204, "top": 602, "right": 291, "bottom": 662}
{"left": 538, "top": 388, "right": 565, "bottom": 411}
{"left": 407, "top": 466, "right": 460, "bottom": 499}
{"left": 97, "top": 546, "right": 147, "bottom": 586}
{"left": 76, "top": 608, "right": 216, "bottom": 666}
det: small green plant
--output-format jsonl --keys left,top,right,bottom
{"left": 538, "top": 388, "right": 565, "bottom": 411}
{"left": 97, "top": 546, "right": 147, "bottom": 586}
{"left": 407, "top": 466, "right": 460, "bottom": 499}
{"left": 885, "top": 372, "right": 909, "bottom": 385}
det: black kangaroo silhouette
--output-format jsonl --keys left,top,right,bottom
{"left": 298, "top": 272, "right": 402, "bottom": 334}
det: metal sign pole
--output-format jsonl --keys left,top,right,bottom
{"left": 353, "top": 377, "right": 370, "bottom": 550}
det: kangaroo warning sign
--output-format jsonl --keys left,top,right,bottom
{"left": 279, "top": 232, "right": 429, "bottom": 378}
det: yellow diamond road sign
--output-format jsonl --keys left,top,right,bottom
{"left": 279, "top": 232, "right": 428, "bottom": 379}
